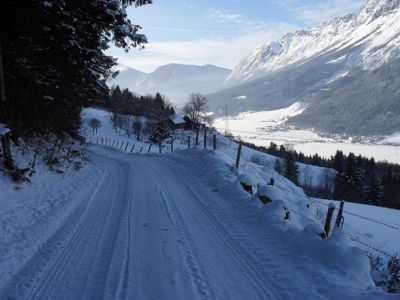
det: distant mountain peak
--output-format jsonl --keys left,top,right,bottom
{"left": 109, "top": 63, "right": 231, "bottom": 105}
{"left": 225, "top": 0, "right": 400, "bottom": 85}
{"left": 358, "top": 0, "right": 400, "bottom": 21}
{"left": 209, "top": 0, "right": 400, "bottom": 136}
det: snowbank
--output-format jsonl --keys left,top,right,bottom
{"left": 0, "top": 150, "right": 104, "bottom": 289}
{"left": 167, "top": 148, "right": 387, "bottom": 297}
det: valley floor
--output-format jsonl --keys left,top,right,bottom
{"left": 0, "top": 145, "right": 390, "bottom": 299}
{"left": 213, "top": 103, "right": 400, "bottom": 164}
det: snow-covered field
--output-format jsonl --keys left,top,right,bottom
{"left": 0, "top": 107, "right": 398, "bottom": 299}
{"left": 214, "top": 102, "right": 400, "bottom": 164}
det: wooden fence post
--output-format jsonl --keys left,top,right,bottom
{"left": 120, "top": 142, "right": 124, "bottom": 150}
{"left": 335, "top": 201, "right": 345, "bottom": 228}
{"left": 101, "top": 138, "right": 103, "bottom": 145}
{"left": 125, "top": 142, "right": 129, "bottom": 152}
{"left": 188, "top": 136, "right": 191, "bottom": 148}
{"left": 147, "top": 144, "right": 152, "bottom": 153}
{"left": 159, "top": 142, "right": 162, "bottom": 154}
{"left": 195, "top": 128, "right": 199, "bottom": 146}
{"left": 116, "top": 141, "right": 119, "bottom": 148}
{"left": 96, "top": 138, "right": 98, "bottom": 144}
{"left": 213, "top": 134, "right": 216, "bottom": 150}
{"left": 112, "top": 140, "right": 115, "bottom": 147}
{"left": 171, "top": 139, "right": 174, "bottom": 152}
{"left": 130, "top": 144, "right": 135, "bottom": 153}
{"left": 322, "top": 203, "right": 336, "bottom": 238}
{"left": 140, "top": 146, "right": 143, "bottom": 153}
{"left": 203, "top": 127, "right": 207, "bottom": 149}
{"left": 235, "top": 143, "right": 242, "bottom": 170}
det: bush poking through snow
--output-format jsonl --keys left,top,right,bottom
{"left": 256, "top": 184, "right": 281, "bottom": 205}
{"left": 368, "top": 254, "right": 384, "bottom": 271}
{"left": 241, "top": 182, "right": 253, "bottom": 195}
{"left": 387, "top": 255, "right": 400, "bottom": 293}
{"left": 368, "top": 254, "right": 400, "bottom": 294}
{"left": 250, "top": 154, "right": 263, "bottom": 165}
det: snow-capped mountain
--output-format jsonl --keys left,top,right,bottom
{"left": 109, "top": 65, "right": 146, "bottom": 89}
{"left": 226, "top": 0, "right": 400, "bottom": 85}
{"left": 209, "top": 0, "right": 400, "bottom": 136}
{"left": 109, "top": 63, "right": 231, "bottom": 105}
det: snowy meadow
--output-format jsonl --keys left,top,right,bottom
{"left": 214, "top": 102, "right": 400, "bottom": 164}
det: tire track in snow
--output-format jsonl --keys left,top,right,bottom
{"left": 116, "top": 166, "right": 134, "bottom": 300}
{"left": 156, "top": 183, "right": 214, "bottom": 300}
{"left": 31, "top": 162, "right": 124, "bottom": 300}
{"left": 179, "top": 179, "right": 281, "bottom": 300}
{"left": 0, "top": 161, "right": 110, "bottom": 299}
{"left": 148, "top": 158, "right": 282, "bottom": 299}
{"left": 1, "top": 157, "right": 132, "bottom": 300}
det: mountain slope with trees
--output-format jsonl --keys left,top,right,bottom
{"left": 208, "top": 0, "right": 400, "bottom": 136}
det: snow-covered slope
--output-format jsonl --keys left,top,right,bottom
{"left": 209, "top": 0, "right": 400, "bottom": 136}
{"left": 226, "top": 0, "right": 400, "bottom": 85}
{"left": 108, "top": 65, "right": 146, "bottom": 89}
{"left": 110, "top": 63, "right": 230, "bottom": 105}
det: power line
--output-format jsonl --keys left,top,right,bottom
{"left": 224, "top": 105, "right": 229, "bottom": 136}
{"left": 271, "top": 183, "right": 400, "bottom": 232}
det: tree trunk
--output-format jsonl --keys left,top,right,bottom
{"left": 0, "top": 41, "right": 14, "bottom": 170}
{"left": 0, "top": 41, "right": 6, "bottom": 110}
{"left": 1, "top": 133, "right": 14, "bottom": 170}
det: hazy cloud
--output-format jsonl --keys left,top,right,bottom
{"left": 112, "top": 22, "right": 298, "bottom": 72}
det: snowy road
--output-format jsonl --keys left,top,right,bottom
{"left": 1, "top": 146, "right": 285, "bottom": 299}
{"left": 1, "top": 146, "right": 384, "bottom": 300}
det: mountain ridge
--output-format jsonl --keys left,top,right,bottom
{"left": 109, "top": 63, "right": 231, "bottom": 105}
{"left": 225, "top": 0, "right": 400, "bottom": 86}
{"left": 208, "top": 0, "right": 400, "bottom": 136}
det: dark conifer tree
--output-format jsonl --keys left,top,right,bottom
{"left": 268, "top": 142, "right": 279, "bottom": 156}
{"left": 365, "top": 170, "right": 384, "bottom": 206}
{"left": 0, "top": 0, "right": 151, "bottom": 139}
{"left": 284, "top": 152, "right": 299, "bottom": 185}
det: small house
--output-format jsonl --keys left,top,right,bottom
{"left": 167, "top": 115, "right": 186, "bottom": 130}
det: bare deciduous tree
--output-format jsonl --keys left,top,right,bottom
{"left": 134, "top": 117, "right": 142, "bottom": 140}
{"left": 88, "top": 118, "right": 101, "bottom": 135}
{"left": 183, "top": 93, "right": 212, "bottom": 127}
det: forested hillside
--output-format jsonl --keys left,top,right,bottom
{"left": 0, "top": 0, "right": 151, "bottom": 173}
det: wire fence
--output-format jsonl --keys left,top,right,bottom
{"left": 270, "top": 181, "right": 399, "bottom": 258}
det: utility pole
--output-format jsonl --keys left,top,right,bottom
{"left": 224, "top": 104, "right": 229, "bottom": 136}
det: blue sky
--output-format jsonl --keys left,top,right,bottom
{"left": 107, "top": 0, "right": 364, "bottom": 72}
